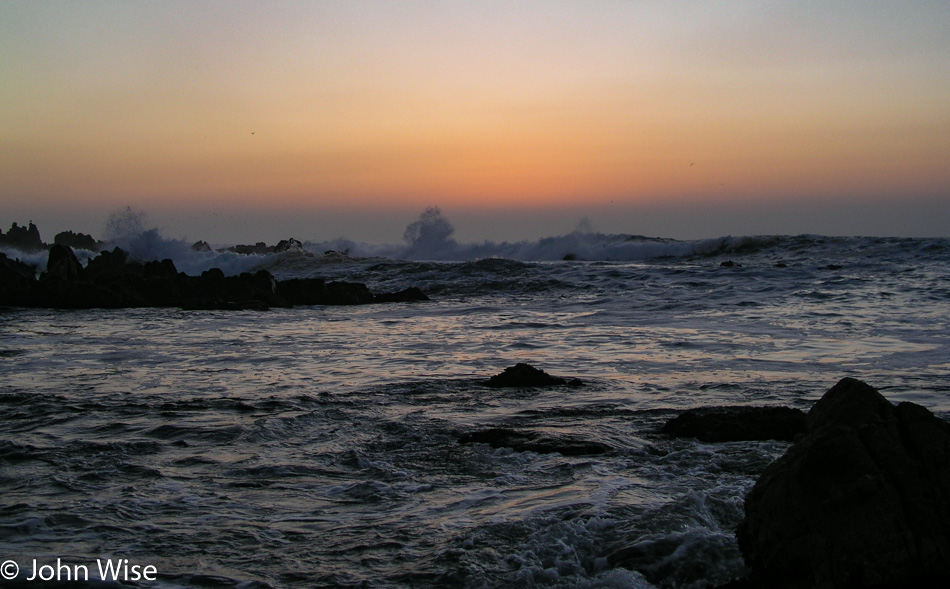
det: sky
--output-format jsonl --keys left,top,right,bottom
{"left": 2, "top": 1, "right": 949, "bottom": 245}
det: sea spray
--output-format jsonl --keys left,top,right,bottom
{"left": 2, "top": 233, "right": 948, "bottom": 587}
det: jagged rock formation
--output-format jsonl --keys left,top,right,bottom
{"left": 0, "top": 221, "right": 45, "bottom": 251}
{"left": 53, "top": 230, "right": 100, "bottom": 251}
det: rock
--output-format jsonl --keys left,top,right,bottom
{"left": 191, "top": 240, "right": 213, "bottom": 252}
{"left": 0, "top": 253, "right": 38, "bottom": 306}
{"left": 84, "top": 247, "right": 132, "bottom": 283}
{"left": 179, "top": 269, "right": 282, "bottom": 310}
{"left": 275, "top": 277, "right": 329, "bottom": 305}
{"left": 661, "top": 406, "right": 805, "bottom": 442}
{"left": 43, "top": 244, "right": 86, "bottom": 282}
{"left": 2, "top": 244, "right": 427, "bottom": 310}
{"left": 324, "top": 281, "right": 374, "bottom": 305}
{"left": 720, "top": 260, "right": 736, "bottom": 267}
{"left": 485, "top": 363, "right": 581, "bottom": 388}
{"left": 227, "top": 241, "right": 271, "bottom": 255}
{"left": 143, "top": 258, "right": 179, "bottom": 279}
{"left": 54, "top": 230, "right": 99, "bottom": 251}
{"left": 274, "top": 237, "right": 303, "bottom": 252}
{"left": 735, "top": 377, "right": 950, "bottom": 588}
{"left": 0, "top": 221, "right": 45, "bottom": 251}
{"left": 458, "top": 428, "right": 610, "bottom": 456}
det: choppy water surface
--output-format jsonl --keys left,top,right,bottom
{"left": 1, "top": 235, "right": 948, "bottom": 587}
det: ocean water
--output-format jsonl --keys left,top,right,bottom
{"left": 1, "top": 232, "right": 949, "bottom": 588}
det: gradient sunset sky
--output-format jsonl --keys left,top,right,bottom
{"left": 2, "top": 1, "right": 949, "bottom": 244}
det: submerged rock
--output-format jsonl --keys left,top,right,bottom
{"left": 735, "top": 377, "right": 950, "bottom": 588}
{"left": 485, "top": 363, "right": 581, "bottom": 388}
{"left": 661, "top": 406, "right": 805, "bottom": 442}
{"left": 373, "top": 286, "right": 429, "bottom": 304}
{"left": 458, "top": 427, "right": 610, "bottom": 456}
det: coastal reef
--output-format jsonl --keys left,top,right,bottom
{"left": 0, "top": 244, "right": 427, "bottom": 310}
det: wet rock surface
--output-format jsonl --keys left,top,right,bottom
{"left": 485, "top": 363, "right": 582, "bottom": 388}
{"left": 661, "top": 406, "right": 806, "bottom": 442}
{"left": 734, "top": 377, "right": 950, "bottom": 588}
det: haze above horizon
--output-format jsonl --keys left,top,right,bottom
{"left": 2, "top": 1, "right": 949, "bottom": 244}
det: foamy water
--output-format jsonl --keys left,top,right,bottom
{"left": 1, "top": 231, "right": 948, "bottom": 587}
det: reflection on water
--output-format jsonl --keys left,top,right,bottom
{"left": 1, "top": 248, "right": 948, "bottom": 587}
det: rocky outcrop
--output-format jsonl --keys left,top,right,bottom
{"left": 0, "top": 221, "right": 45, "bottom": 251}
{"left": 661, "top": 406, "right": 805, "bottom": 442}
{"left": 485, "top": 363, "right": 581, "bottom": 388}
{"left": 0, "top": 253, "right": 37, "bottom": 307}
{"left": 276, "top": 278, "right": 374, "bottom": 306}
{"left": 44, "top": 244, "right": 86, "bottom": 281}
{"left": 458, "top": 428, "right": 610, "bottom": 456}
{"left": 53, "top": 230, "right": 100, "bottom": 251}
{"left": 3, "top": 245, "right": 429, "bottom": 310}
{"left": 735, "top": 377, "right": 950, "bottom": 588}
{"left": 226, "top": 238, "right": 303, "bottom": 255}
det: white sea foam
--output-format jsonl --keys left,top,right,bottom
{"left": 2, "top": 233, "right": 948, "bottom": 587}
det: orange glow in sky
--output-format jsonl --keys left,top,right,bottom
{"left": 2, "top": 1, "right": 949, "bottom": 242}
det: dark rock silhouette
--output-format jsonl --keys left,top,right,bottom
{"left": 458, "top": 428, "right": 610, "bottom": 456}
{"left": 485, "top": 363, "right": 581, "bottom": 388}
{"left": 735, "top": 377, "right": 950, "bottom": 588}
{"left": 661, "top": 406, "right": 805, "bottom": 442}
{"left": 53, "top": 230, "right": 100, "bottom": 251}
{"left": 276, "top": 278, "right": 373, "bottom": 306}
{"left": 44, "top": 244, "right": 86, "bottom": 281}
{"left": 0, "top": 221, "right": 45, "bottom": 251}
{"left": 1, "top": 245, "right": 429, "bottom": 310}
{"left": 0, "top": 253, "right": 38, "bottom": 306}
{"left": 274, "top": 238, "right": 303, "bottom": 252}
{"left": 226, "top": 238, "right": 304, "bottom": 255}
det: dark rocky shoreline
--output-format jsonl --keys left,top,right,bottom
{"left": 655, "top": 377, "right": 950, "bottom": 589}
{"left": 1, "top": 243, "right": 427, "bottom": 310}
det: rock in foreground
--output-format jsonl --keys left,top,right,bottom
{"left": 736, "top": 377, "right": 950, "bottom": 588}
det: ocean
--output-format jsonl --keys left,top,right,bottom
{"left": 1, "top": 230, "right": 948, "bottom": 588}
